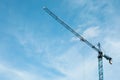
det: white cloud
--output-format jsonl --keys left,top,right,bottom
{"left": 70, "top": 37, "right": 79, "bottom": 42}
{"left": 70, "top": 25, "right": 83, "bottom": 42}
{"left": 1, "top": 0, "right": 120, "bottom": 80}
{"left": 70, "top": 26, "right": 101, "bottom": 42}
{"left": 43, "top": 44, "right": 99, "bottom": 80}
{"left": 82, "top": 26, "right": 101, "bottom": 39}
{"left": 63, "top": 0, "right": 87, "bottom": 9}
{"left": 0, "top": 63, "right": 46, "bottom": 80}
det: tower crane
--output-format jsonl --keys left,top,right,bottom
{"left": 43, "top": 7, "right": 112, "bottom": 80}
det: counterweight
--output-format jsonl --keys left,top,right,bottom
{"left": 43, "top": 7, "right": 112, "bottom": 80}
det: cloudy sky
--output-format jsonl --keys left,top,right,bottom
{"left": 0, "top": 0, "right": 120, "bottom": 80}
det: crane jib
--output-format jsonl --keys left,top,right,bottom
{"left": 43, "top": 7, "right": 100, "bottom": 51}
{"left": 43, "top": 7, "right": 112, "bottom": 64}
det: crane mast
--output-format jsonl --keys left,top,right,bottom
{"left": 98, "top": 43, "right": 104, "bottom": 80}
{"left": 43, "top": 7, "right": 112, "bottom": 80}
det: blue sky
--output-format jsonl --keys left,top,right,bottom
{"left": 0, "top": 0, "right": 120, "bottom": 80}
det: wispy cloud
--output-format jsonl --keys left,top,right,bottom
{"left": 0, "top": 63, "right": 45, "bottom": 80}
{"left": 82, "top": 26, "right": 101, "bottom": 39}
{"left": 70, "top": 26, "right": 101, "bottom": 42}
{"left": 41, "top": 44, "right": 99, "bottom": 80}
{"left": 0, "top": 0, "right": 120, "bottom": 80}
{"left": 63, "top": 0, "right": 86, "bottom": 9}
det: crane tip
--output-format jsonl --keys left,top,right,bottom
{"left": 109, "top": 58, "right": 112, "bottom": 64}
